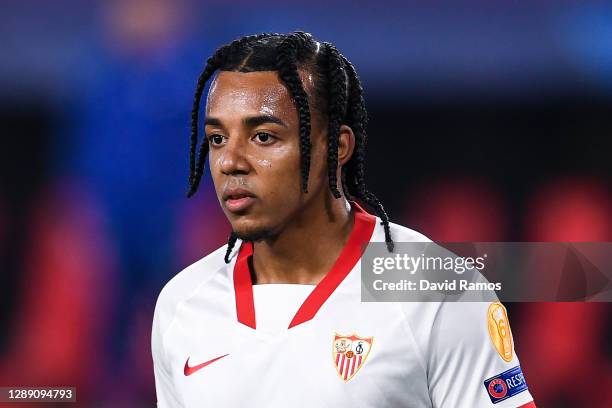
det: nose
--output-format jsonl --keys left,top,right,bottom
{"left": 217, "top": 137, "right": 251, "bottom": 176}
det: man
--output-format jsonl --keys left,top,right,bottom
{"left": 152, "top": 32, "right": 536, "bottom": 407}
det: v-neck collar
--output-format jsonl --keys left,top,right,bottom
{"left": 232, "top": 202, "right": 377, "bottom": 330}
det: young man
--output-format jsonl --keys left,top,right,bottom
{"left": 152, "top": 32, "right": 536, "bottom": 407}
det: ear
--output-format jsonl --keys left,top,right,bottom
{"left": 337, "top": 124, "right": 355, "bottom": 166}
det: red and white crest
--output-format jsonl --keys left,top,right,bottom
{"left": 332, "top": 332, "right": 374, "bottom": 382}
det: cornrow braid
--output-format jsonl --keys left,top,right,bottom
{"left": 275, "top": 33, "right": 313, "bottom": 193}
{"left": 339, "top": 55, "right": 394, "bottom": 251}
{"left": 187, "top": 32, "right": 394, "bottom": 263}
{"left": 339, "top": 54, "right": 369, "bottom": 184}
{"left": 322, "top": 42, "right": 348, "bottom": 199}
{"left": 188, "top": 53, "right": 222, "bottom": 195}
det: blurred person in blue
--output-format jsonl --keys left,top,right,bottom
{"left": 68, "top": 3, "right": 234, "bottom": 399}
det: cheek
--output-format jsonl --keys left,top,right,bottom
{"left": 208, "top": 151, "right": 224, "bottom": 189}
{"left": 312, "top": 142, "right": 328, "bottom": 174}
{"left": 253, "top": 158, "right": 271, "bottom": 168}
{"left": 213, "top": 151, "right": 225, "bottom": 169}
{"left": 250, "top": 144, "right": 301, "bottom": 193}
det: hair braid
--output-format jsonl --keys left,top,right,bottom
{"left": 340, "top": 55, "right": 393, "bottom": 251}
{"left": 188, "top": 53, "right": 223, "bottom": 196}
{"left": 276, "top": 34, "right": 312, "bottom": 193}
{"left": 224, "top": 232, "right": 239, "bottom": 263}
{"left": 339, "top": 55, "right": 368, "bottom": 186}
{"left": 363, "top": 190, "right": 394, "bottom": 251}
{"left": 322, "top": 42, "right": 348, "bottom": 199}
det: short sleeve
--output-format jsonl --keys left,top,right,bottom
{"left": 152, "top": 298, "right": 184, "bottom": 408}
{"left": 427, "top": 301, "right": 536, "bottom": 407}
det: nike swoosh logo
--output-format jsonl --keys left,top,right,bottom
{"left": 184, "top": 354, "right": 229, "bottom": 376}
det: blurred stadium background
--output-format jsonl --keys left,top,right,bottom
{"left": 1, "top": 1, "right": 611, "bottom": 407}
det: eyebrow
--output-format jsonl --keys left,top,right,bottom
{"left": 204, "top": 114, "right": 288, "bottom": 128}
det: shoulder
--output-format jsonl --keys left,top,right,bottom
{"left": 370, "top": 217, "right": 432, "bottom": 243}
{"left": 388, "top": 220, "right": 432, "bottom": 242}
{"left": 375, "top": 219, "right": 502, "bottom": 351}
{"left": 153, "top": 244, "right": 231, "bottom": 331}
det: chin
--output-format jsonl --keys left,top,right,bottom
{"left": 230, "top": 218, "right": 275, "bottom": 242}
{"left": 233, "top": 227, "right": 274, "bottom": 242}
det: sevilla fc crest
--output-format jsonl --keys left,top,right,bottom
{"left": 332, "top": 332, "right": 373, "bottom": 382}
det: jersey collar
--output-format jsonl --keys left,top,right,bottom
{"left": 232, "top": 202, "right": 376, "bottom": 330}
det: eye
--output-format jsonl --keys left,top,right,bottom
{"left": 208, "top": 134, "right": 226, "bottom": 146}
{"left": 253, "top": 132, "right": 276, "bottom": 145}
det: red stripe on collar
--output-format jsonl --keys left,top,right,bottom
{"left": 233, "top": 202, "right": 377, "bottom": 330}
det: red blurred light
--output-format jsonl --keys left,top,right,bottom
{"left": 525, "top": 178, "right": 612, "bottom": 241}
{"left": 401, "top": 178, "right": 507, "bottom": 241}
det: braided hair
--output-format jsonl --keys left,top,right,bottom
{"left": 188, "top": 32, "right": 394, "bottom": 262}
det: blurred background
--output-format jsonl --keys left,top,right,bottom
{"left": 1, "top": 0, "right": 611, "bottom": 407}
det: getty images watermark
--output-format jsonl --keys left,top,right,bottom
{"left": 371, "top": 251, "right": 497, "bottom": 291}
{"left": 361, "top": 242, "right": 612, "bottom": 302}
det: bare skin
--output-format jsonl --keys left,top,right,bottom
{"left": 205, "top": 70, "right": 356, "bottom": 284}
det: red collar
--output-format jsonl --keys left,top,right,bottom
{"left": 232, "top": 202, "right": 376, "bottom": 329}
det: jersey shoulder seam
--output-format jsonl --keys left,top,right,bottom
{"left": 396, "top": 303, "right": 429, "bottom": 375}
{"left": 157, "top": 244, "right": 233, "bottom": 352}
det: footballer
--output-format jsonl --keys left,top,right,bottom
{"left": 152, "top": 32, "right": 536, "bottom": 407}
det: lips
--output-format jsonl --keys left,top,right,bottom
{"left": 223, "top": 188, "right": 256, "bottom": 213}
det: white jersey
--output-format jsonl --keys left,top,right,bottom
{"left": 152, "top": 203, "right": 536, "bottom": 407}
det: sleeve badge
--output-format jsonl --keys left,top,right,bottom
{"left": 487, "top": 302, "right": 514, "bottom": 362}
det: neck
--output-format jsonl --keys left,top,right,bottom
{"left": 251, "top": 195, "right": 354, "bottom": 284}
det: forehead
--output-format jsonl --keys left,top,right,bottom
{"left": 205, "top": 70, "right": 315, "bottom": 117}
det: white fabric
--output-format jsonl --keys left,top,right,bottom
{"left": 252, "top": 284, "right": 315, "bottom": 334}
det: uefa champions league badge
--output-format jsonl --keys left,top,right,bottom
{"left": 483, "top": 366, "right": 529, "bottom": 404}
{"left": 332, "top": 333, "right": 373, "bottom": 382}
{"left": 487, "top": 302, "right": 514, "bottom": 362}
